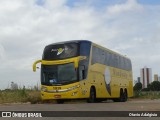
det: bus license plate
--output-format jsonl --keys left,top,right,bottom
{"left": 54, "top": 95, "right": 61, "bottom": 98}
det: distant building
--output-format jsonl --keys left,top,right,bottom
{"left": 140, "top": 67, "right": 152, "bottom": 88}
{"left": 137, "top": 77, "right": 140, "bottom": 83}
{"left": 154, "top": 74, "right": 158, "bottom": 81}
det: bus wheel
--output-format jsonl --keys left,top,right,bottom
{"left": 56, "top": 99, "right": 64, "bottom": 104}
{"left": 123, "top": 90, "right": 128, "bottom": 102}
{"left": 87, "top": 87, "right": 96, "bottom": 103}
{"left": 119, "top": 90, "right": 124, "bottom": 102}
{"left": 113, "top": 89, "right": 124, "bottom": 102}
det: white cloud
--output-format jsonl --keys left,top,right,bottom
{"left": 0, "top": 0, "right": 160, "bottom": 89}
{"left": 0, "top": 44, "right": 6, "bottom": 60}
{"left": 0, "top": 0, "right": 23, "bottom": 11}
{"left": 107, "top": 0, "right": 143, "bottom": 15}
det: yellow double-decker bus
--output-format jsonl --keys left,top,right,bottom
{"left": 33, "top": 40, "right": 133, "bottom": 103}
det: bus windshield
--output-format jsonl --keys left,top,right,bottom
{"left": 41, "top": 63, "right": 78, "bottom": 85}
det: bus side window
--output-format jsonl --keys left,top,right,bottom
{"left": 79, "top": 65, "right": 85, "bottom": 80}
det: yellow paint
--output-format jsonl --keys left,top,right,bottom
{"left": 41, "top": 82, "right": 82, "bottom": 100}
{"left": 88, "top": 63, "right": 133, "bottom": 98}
{"left": 33, "top": 60, "right": 42, "bottom": 72}
{"left": 33, "top": 56, "right": 86, "bottom": 72}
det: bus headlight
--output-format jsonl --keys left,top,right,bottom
{"left": 41, "top": 86, "right": 47, "bottom": 92}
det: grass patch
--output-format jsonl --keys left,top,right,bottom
{"left": 133, "top": 91, "right": 160, "bottom": 99}
{"left": 27, "top": 90, "right": 41, "bottom": 104}
{"left": 1, "top": 89, "right": 160, "bottom": 104}
{"left": 0, "top": 89, "right": 41, "bottom": 104}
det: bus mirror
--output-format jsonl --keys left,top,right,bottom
{"left": 33, "top": 64, "right": 36, "bottom": 72}
{"left": 74, "top": 56, "right": 84, "bottom": 68}
{"left": 33, "top": 60, "right": 42, "bottom": 72}
{"left": 74, "top": 61, "right": 78, "bottom": 68}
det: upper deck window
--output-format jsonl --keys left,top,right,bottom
{"left": 43, "top": 43, "right": 79, "bottom": 60}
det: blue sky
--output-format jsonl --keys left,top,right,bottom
{"left": 36, "top": 0, "right": 45, "bottom": 6}
{"left": 138, "top": 0, "right": 160, "bottom": 5}
{"left": 66, "top": 0, "right": 126, "bottom": 8}
{"left": 68, "top": 0, "right": 160, "bottom": 6}
{"left": 0, "top": 0, "right": 160, "bottom": 89}
{"left": 36, "top": 0, "right": 160, "bottom": 7}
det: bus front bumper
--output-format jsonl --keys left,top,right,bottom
{"left": 41, "top": 87, "right": 81, "bottom": 100}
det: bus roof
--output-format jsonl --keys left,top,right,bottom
{"left": 47, "top": 40, "right": 130, "bottom": 60}
{"left": 48, "top": 40, "right": 91, "bottom": 46}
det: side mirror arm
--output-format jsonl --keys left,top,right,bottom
{"left": 33, "top": 60, "right": 42, "bottom": 72}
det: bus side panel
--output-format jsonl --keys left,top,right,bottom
{"left": 89, "top": 64, "right": 113, "bottom": 98}
{"left": 88, "top": 63, "right": 133, "bottom": 99}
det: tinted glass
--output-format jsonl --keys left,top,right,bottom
{"left": 41, "top": 63, "right": 78, "bottom": 85}
{"left": 92, "top": 46, "right": 132, "bottom": 71}
{"left": 79, "top": 42, "right": 91, "bottom": 79}
{"left": 43, "top": 43, "right": 79, "bottom": 60}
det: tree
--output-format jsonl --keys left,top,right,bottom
{"left": 150, "top": 81, "right": 160, "bottom": 91}
{"left": 11, "top": 82, "right": 18, "bottom": 90}
{"left": 147, "top": 84, "right": 151, "bottom": 91}
{"left": 134, "top": 82, "right": 142, "bottom": 91}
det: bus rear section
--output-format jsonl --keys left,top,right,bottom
{"left": 89, "top": 43, "right": 133, "bottom": 102}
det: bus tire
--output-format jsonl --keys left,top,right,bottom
{"left": 119, "top": 89, "right": 124, "bottom": 102}
{"left": 113, "top": 89, "right": 124, "bottom": 102}
{"left": 123, "top": 90, "right": 128, "bottom": 102}
{"left": 87, "top": 87, "right": 96, "bottom": 103}
{"left": 56, "top": 99, "right": 64, "bottom": 104}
